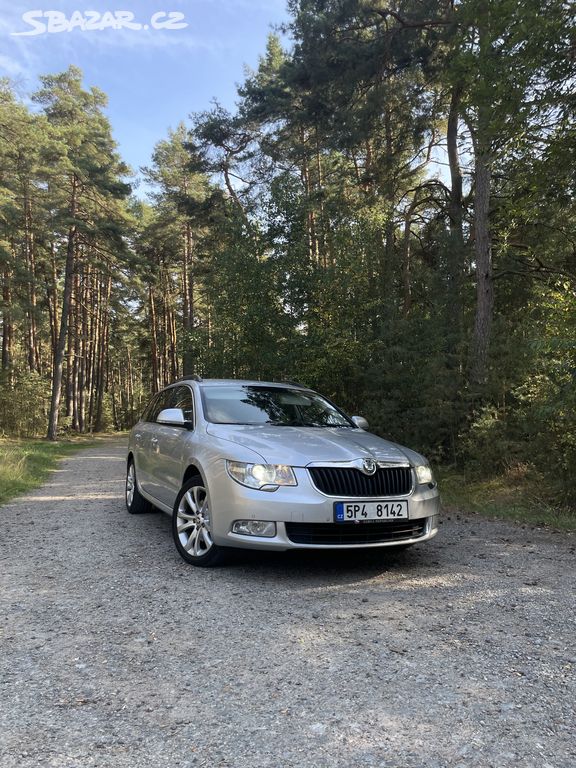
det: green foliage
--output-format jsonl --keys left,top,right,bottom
{"left": 439, "top": 467, "right": 576, "bottom": 530}
{"left": 457, "top": 285, "right": 576, "bottom": 503}
{"left": 0, "top": 372, "right": 52, "bottom": 437}
{"left": 510, "top": 288, "right": 576, "bottom": 500}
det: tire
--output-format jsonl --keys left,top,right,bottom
{"left": 172, "top": 475, "right": 227, "bottom": 567}
{"left": 125, "top": 459, "right": 153, "bottom": 514}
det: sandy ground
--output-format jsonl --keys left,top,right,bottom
{"left": 1, "top": 438, "right": 574, "bottom": 768}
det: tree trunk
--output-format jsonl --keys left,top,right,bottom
{"left": 182, "top": 221, "right": 195, "bottom": 375}
{"left": 71, "top": 270, "right": 81, "bottom": 430}
{"left": 1, "top": 266, "right": 12, "bottom": 373}
{"left": 299, "top": 128, "right": 319, "bottom": 266}
{"left": 401, "top": 201, "right": 416, "bottom": 316}
{"left": 126, "top": 347, "right": 135, "bottom": 425}
{"left": 314, "top": 125, "right": 330, "bottom": 268}
{"left": 149, "top": 286, "right": 160, "bottom": 393}
{"left": 381, "top": 106, "right": 396, "bottom": 302}
{"left": 77, "top": 262, "right": 90, "bottom": 433}
{"left": 24, "top": 195, "right": 41, "bottom": 374}
{"left": 445, "top": 83, "right": 466, "bottom": 365}
{"left": 45, "top": 244, "right": 59, "bottom": 363}
{"left": 168, "top": 303, "right": 178, "bottom": 382}
{"left": 469, "top": 148, "right": 494, "bottom": 386}
{"left": 47, "top": 177, "right": 78, "bottom": 440}
{"left": 447, "top": 85, "right": 465, "bottom": 254}
{"left": 94, "top": 275, "right": 111, "bottom": 432}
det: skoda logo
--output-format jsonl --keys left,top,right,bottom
{"left": 361, "top": 459, "right": 377, "bottom": 476}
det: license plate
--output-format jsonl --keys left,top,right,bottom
{"left": 334, "top": 500, "right": 409, "bottom": 522}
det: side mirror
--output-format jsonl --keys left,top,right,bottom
{"left": 157, "top": 408, "right": 187, "bottom": 427}
{"left": 351, "top": 415, "right": 369, "bottom": 430}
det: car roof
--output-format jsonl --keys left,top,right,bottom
{"left": 194, "top": 378, "right": 309, "bottom": 389}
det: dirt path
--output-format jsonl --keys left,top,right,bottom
{"left": 1, "top": 439, "right": 574, "bottom": 768}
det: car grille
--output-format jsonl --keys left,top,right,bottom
{"left": 308, "top": 465, "right": 412, "bottom": 497}
{"left": 285, "top": 518, "right": 427, "bottom": 545}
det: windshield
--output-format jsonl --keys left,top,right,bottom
{"left": 200, "top": 386, "right": 353, "bottom": 427}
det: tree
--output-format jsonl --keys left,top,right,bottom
{"left": 33, "top": 66, "right": 130, "bottom": 439}
{"left": 142, "top": 125, "right": 211, "bottom": 376}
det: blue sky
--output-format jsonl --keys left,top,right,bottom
{"left": 1, "top": 1, "right": 289, "bottom": 193}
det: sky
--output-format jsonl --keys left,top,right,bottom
{"left": 0, "top": 0, "right": 289, "bottom": 194}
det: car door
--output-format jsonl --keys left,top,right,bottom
{"left": 136, "top": 389, "right": 174, "bottom": 499}
{"left": 146, "top": 385, "right": 195, "bottom": 510}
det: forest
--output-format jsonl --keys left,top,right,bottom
{"left": 0, "top": 0, "right": 574, "bottom": 507}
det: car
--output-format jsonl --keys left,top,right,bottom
{"left": 126, "top": 377, "right": 440, "bottom": 566}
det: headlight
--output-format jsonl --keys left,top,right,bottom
{"left": 415, "top": 464, "right": 434, "bottom": 485}
{"left": 226, "top": 461, "right": 297, "bottom": 490}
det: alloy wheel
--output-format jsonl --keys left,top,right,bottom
{"left": 126, "top": 462, "right": 135, "bottom": 508}
{"left": 176, "top": 484, "right": 214, "bottom": 557}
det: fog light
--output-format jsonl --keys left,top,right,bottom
{"left": 232, "top": 520, "right": 277, "bottom": 537}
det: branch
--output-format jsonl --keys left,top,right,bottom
{"left": 493, "top": 253, "right": 576, "bottom": 283}
{"left": 399, "top": 179, "right": 451, "bottom": 203}
{"left": 370, "top": 7, "right": 452, "bottom": 29}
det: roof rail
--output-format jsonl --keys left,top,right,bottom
{"left": 178, "top": 374, "right": 203, "bottom": 382}
{"left": 282, "top": 380, "right": 307, "bottom": 388}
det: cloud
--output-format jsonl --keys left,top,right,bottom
{"left": 0, "top": 53, "right": 27, "bottom": 76}
{"left": 2, "top": 7, "right": 229, "bottom": 56}
{"left": 208, "top": 0, "right": 286, "bottom": 11}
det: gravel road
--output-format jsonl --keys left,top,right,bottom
{"left": 1, "top": 438, "right": 575, "bottom": 768}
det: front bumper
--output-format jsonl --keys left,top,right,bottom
{"left": 207, "top": 463, "right": 440, "bottom": 551}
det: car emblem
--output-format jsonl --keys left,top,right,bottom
{"left": 361, "top": 459, "right": 377, "bottom": 476}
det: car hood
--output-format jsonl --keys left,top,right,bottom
{"left": 205, "top": 424, "right": 411, "bottom": 466}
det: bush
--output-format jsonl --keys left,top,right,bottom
{"left": 0, "top": 372, "right": 52, "bottom": 437}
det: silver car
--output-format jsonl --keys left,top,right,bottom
{"left": 126, "top": 378, "right": 440, "bottom": 566}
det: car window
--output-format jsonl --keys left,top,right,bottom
{"left": 140, "top": 392, "right": 163, "bottom": 423}
{"left": 169, "top": 385, "right": 194, "bottom": 425}
{"left": 146, "top": 389, "right": 174, "bottom": 422}
{"left": 140, "top": 385, "right": 195, "bottom": 425}
{"left": 200, "top": 386, "right": 352, "bottom": 427}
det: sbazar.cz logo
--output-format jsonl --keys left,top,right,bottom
{"left": 12, "top": 9, "right": 188, "bottom": 35}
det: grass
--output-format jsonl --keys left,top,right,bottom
{"left": 0, "top": 436, "right": 96, "bottom": 505}
{"left": 438, "top": 464, "right": 576, "bottom": 531}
